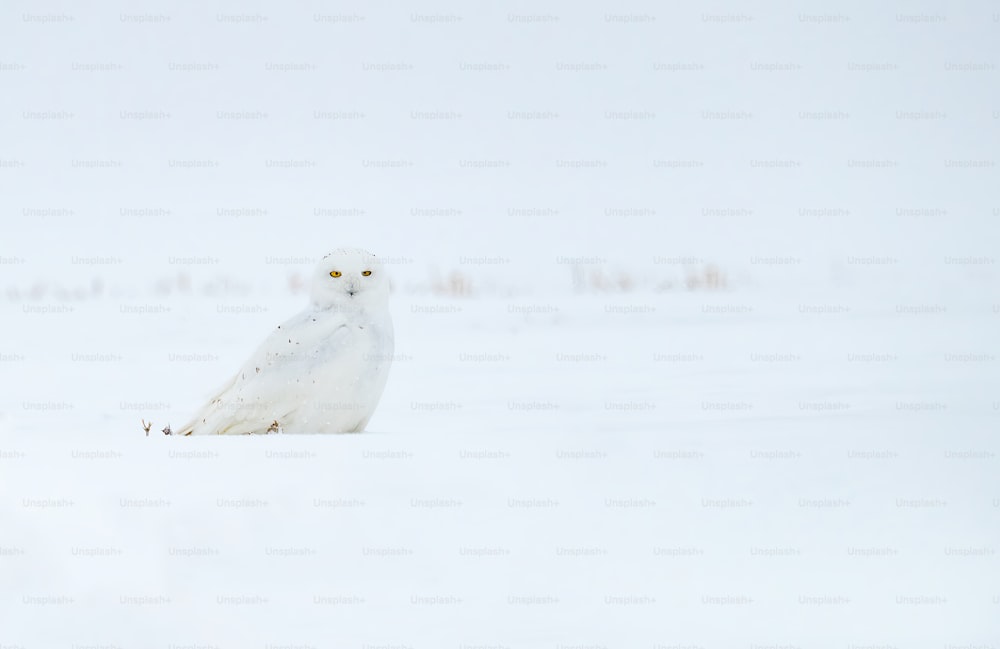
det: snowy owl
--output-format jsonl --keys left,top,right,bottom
{"left": 176, "top": 248, "right": 394, "bottom": 435}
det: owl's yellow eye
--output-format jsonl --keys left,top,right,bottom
{"left": 362, "top": 270, "right": 372, "bottom": 276}
{"left": 329, "top": 271, "right": 341, "bottom": 278}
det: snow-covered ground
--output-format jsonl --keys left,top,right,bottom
{"left": 2, "top": 286, "right": 997, "bottom": 645}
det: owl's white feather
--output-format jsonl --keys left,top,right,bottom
{"left": 177, "top": 248, "right": 394, "bottom": 435}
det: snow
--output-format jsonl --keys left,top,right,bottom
{"left": 2, "top": 288, "right": 997, "bottom": 645}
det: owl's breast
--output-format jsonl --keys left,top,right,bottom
{"left": 310, "top": 318, "right": 393, "bottom": 385}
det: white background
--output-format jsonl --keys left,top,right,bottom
{"left": 1, "top": 1, "right": 998, "bottom": 646}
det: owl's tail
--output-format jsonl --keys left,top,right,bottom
{"left": 174, "top": 399, "right": 254, "bottom": 435}
{"left": 174, "top": 373, "right": 241, "bottom": 435}
{"left": 174, "top": 396, "right": 281, "bottom": 435}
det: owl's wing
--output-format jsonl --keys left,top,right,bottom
{"left": 177, "top": 309, "right": 352, "bottom": 435}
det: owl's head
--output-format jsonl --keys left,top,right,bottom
{"left": 311, "top": 248, "right": 389, "bottom": 310}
